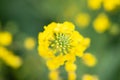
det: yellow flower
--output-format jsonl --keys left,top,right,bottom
{"left": 0, "top": 31, "right": 12, "bottom": 46}
{"left": 68, "top": 72, "right": 76, "bottom": 80}
{"left": 46, "top": 55, "right": 65, "bottom": 70}
{"left": 49, "top": 70, "right": 61, "bottom": 80}
{"left": 103, "top": 0, "right": 120, "bottom": 11}
{"left": 82, "top": 74, "right": 99, "bottom": 80}
{"left": 38, "top": 22, "right": 91, "bottom": 70}
{"left": 65, "top": 62, "right": 77, "bottom": 72}
{"left": 93, "top": 13, "right": 110, "bottom": 33}
{"left": 24, "top": 37, "right": 36, "bottom": 50}
{"left": 82, "top": 53, "right": 97, "bottom": 67}
{"left": 75, "top": 13, "right": 90, "bottom": 28}
{"left": 0, "top": 46, "right": 22, "bottom": 69}
{"left": 87, "top": 0, "right": 102, "bottom": 10}
{"left": 76, "top": 38, "right": 91, "bottom": 56}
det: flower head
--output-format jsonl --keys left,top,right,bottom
{"left": 0, "top": 46, "right": 22, "bottom": 69}
{"left": 82, "top": 74, "right": 99, "bottom": 80}
{"left": 103, "top": 0, "right": 120, "bottom": 11}
{"left": 0, "top": 31, "right": 12, "bottom": 46}
{"left": 82, "top": 53, "right": 97, "bottom": 67}
{"left": 49, "top": 70, "right": 61, "bottom": 80}
{"left": 87, "top": 0, "right": 102, "bottom": 10}
{"left": 75, "top": 13, "right": 90, "bottom": 28}
{"left": 24, "top": 37, "right": 36, "bottom": 50}
{"left": 38, "top": 22, "right": 90, "bottom": 70}
{"left": 68, "top": 72, "right": 76, "bottom": 80}
{"left": 93, "top": 13, "right": 110, "bottom": 33}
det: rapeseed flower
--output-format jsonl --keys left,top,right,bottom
{"left": 87, "top": 0, "right": 120, "bottom": 11}
{"left": 82, "top": 53, "right": 97, "bottom": 67}
{"left": 49, "top": 70, "right": 61, "bottom": 80}
{"left": 93, "top": 13, "right": 110, "bottom": 33}
{"left": 103, "top": 0, "right": 120, "bottom": 11}
{"left": 0, "top": 31, "right": 12, "bottom": 46}
{"left": 65, "top": 62, "right": 77, "bottom": 72}
{"left": 0, "top": 46, "right": 22, "bottom": 69}
{"left": 82, "top": 74, "right": 99, "bottom": 80}
{"left": 87, "top": 0, "right": 102, "bottom": 10}
{"left": 65, "top": 62, "right": 77, "bottom": 80}
{"left": 75, "top": 13, "right": 90, "bottom": 28}
{"left": 24, "top": 37, "right": 36, "bottom": 50}
{"left": 38, "top": 21, "right": 94, "bottom": 80}
{"left": 38, "top": 21, "right": 90, "bottom": 69}
{"left": 68, "top": 72, "right": 76, "bottom": 80}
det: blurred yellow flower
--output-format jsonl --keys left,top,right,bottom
{"left": 0, "top": 46, "right": 22, "bottom": 69}
{"left": 68, "top": 72, "right": 76, "bottom": 80}
{"left": 87, "top": 0, "right": 102, "bottom": 10}
{"left": 38, "top": 22, "right": 91, "bottom": 70}
{"left": 75, "top": 13, "right": 90, "bottom": 28}
{"left": 46, "top": 55, "right": 65, "bottom": 70}
{"left": 87, "top": 0, "right": 120, "bottom": 11}
{"left": 82, "top": 53, "right": 97, "bottom": 67}
{"left": 82, "top": 74, "right": 99, "bottom": 80}
{"left": 0, "top": 31, "right": 12, "bottom": 46}
{"left": 93, "top": 13, "right": 110, "bottom": 33}
{"left": 103, "top": 0, "right": 120, "bottom": 11}
{"left": 24, "top": 37, "right": 36, "bottom": 50}
{"left": 65, "top": 62, "right": 77, "bottom": 72}
{"left": 49, "top": 70, "right": 61, "bottom": 80}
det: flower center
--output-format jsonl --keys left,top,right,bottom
{"left": 49, "top": 33, "right": 72, "bottom": 55}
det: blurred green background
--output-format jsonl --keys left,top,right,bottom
{"left": 0, "top": 0, "right": 120, "bottom": 80}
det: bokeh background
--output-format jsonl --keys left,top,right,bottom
{"left": 0, "top": 0, "right": 120, "bottom": 80}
